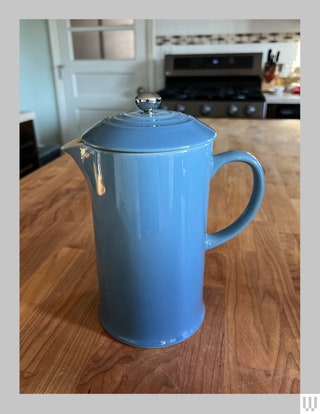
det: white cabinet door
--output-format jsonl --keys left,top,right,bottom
{"left": 49, "top": 19, "right": 151, "bottom": 142}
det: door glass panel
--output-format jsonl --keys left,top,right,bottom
{"left": 102, "top": 31, "right": 135, "bottom": 59}
{"left": 72, "top": 31, "right": 101, "bottom": 60}
{"left": 70, "top": 19, "right": 134, "bottom": 27}
{"left": 101, "top": 19, "right": 134, "bottom": 26}
{"left": 70, "top": 20, "right": 135, "bottom": 60}
{"left": 72, "top": 30, "right": 135, "bottom": 60}
{"left": 70, "top": 19, "right": 100, "bottom": 27}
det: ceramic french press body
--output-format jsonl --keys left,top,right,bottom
{"left": 62, "top": 93, "right": 265, "bottom": 348}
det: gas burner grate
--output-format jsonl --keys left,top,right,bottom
{"left": 157, "top": 53, "right": 266, "bottom": 118}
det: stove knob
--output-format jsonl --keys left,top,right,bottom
{"left": 227, "top": 104, "right": 239, "bottom": 116}
{"left": 245, "top": 105, "right": 257, "bottom": 117}
{"left": 176, "top": 103, "right": 186, "bottom": 112}
{"left": 201, "top": 103, "right": 212, "bottom": 116}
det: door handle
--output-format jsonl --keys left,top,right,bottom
{"left": 56, "top": 65, "right": 65, "bottom": 79}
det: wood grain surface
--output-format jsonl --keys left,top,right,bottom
{"left": 20, "top": 118, "right": 300, "bottom": 393}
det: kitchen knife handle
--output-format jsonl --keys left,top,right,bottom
{"left": 205, "top": 150, "right": 265, "bottom": 250}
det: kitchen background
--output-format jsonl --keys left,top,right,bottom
{"left": 20, "top": 19, "right": 300, "bottom": 150}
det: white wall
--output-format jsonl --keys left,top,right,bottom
{"left": 154, "top": 19, "right": 300, "bottom": 36}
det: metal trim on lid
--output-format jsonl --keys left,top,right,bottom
{"left": 135, "top": 92, "right": 162, "bottom": 114}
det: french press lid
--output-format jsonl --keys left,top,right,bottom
{"left": 81, "top": 92, "right": 216, "bottom": 153}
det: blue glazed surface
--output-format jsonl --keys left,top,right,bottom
{"left": 81, "top": 109, "right": 216, "bottom": 152}
{"left": 62, "top": 124, "right": 264, "bottom": 348}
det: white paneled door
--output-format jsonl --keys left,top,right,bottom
{"left": 49, "top": 19, "right": 151, "bottom": 143}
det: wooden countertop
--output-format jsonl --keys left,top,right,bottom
{"left": 263, "top": 92, "right": 300, "bottom": 105}
{"left": 20, "top": 118, "right": 300, "bottom": 394}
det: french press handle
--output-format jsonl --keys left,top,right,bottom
{"left": 205, "top": 150, "right": 265, "bottom": 250}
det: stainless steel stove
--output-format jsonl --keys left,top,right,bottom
{"left": 157, "top": 53, "right": 266, "bottom": 118}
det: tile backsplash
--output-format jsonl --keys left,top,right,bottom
{"left": 156, "top": 32, "right": 300, "bottom": 46}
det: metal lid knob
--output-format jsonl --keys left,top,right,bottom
{"left": 135, "top": 92, "right": 162, "bottom": 114}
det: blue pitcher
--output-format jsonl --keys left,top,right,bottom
{"left": 62, "top": 93, "right": 264, "bottom": 348}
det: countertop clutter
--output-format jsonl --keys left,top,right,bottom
{"left": 261, "top": 61, "right": 300, "bottom": 108}
{"left": 20, "top": 118, "right": 300, "bottom": 394}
